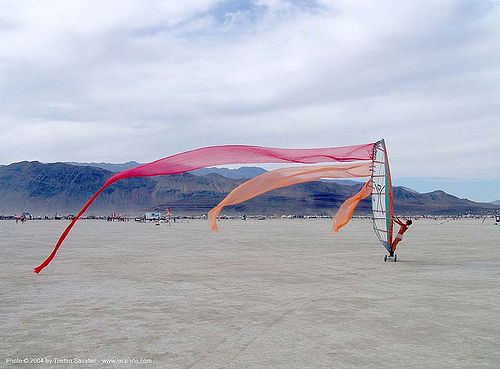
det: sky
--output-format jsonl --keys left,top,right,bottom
{"left": 0, "top": 0, "right": 499, "bottom": 202}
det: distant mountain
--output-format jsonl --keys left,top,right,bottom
{"left": 398, "top": 186, "right": 420, "bottom": 194}
{"left": 65, "top": 161, "right": 142, "bottom": 172}
{"left": 0, "top": 162, "right": 362, "bottom": 214}
{"left": 491, "top": 199, "right": 500, "bottom": 205}
{"left": 1, "top": 161, "right": 498, "bottom": 215}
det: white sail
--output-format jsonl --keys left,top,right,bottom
{"left": 371, "top": 139, "right": 394, "bottom": 253}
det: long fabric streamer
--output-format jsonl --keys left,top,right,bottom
{"left": 34, "top": 143, "right": 375, "bottom": 273}
{"left": 208, "top": 163, "right": 372, "bottom": 231}
{"left": 330, "top": 179, "right": 372, "bottom": 233}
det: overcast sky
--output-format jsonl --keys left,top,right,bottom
{"left": 1, "top": 0, "right": 499, "bottom": 200}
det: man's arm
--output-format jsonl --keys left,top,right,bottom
{"left": 393, "top": 217, "right": 404, "bottom": 226}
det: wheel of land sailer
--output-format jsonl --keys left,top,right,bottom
{"left": 384, "top": 255, "right": 387, "bottom": 262}
{"left": 394, "top": 254, "right": 397, "bottom": 262}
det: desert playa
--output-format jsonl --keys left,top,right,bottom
{"left": 1, "top": 218, "right": 498, "bottom": 368}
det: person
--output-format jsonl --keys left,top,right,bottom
{"left": 391, "top": 217, "right": 412, "bottom": 252}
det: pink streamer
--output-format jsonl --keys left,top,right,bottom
{"left": 34, "top": 143, "right": 375, "bottom": 273}
{"left": 330, "top": 179, "right": 373, "bottom": 233}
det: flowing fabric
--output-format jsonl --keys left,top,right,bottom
{"left": 34, "top": 143, "right": 375, "bottom": 273}
{"left": 330, "top": 179, "right": 372, "bottom": 233}
{"left": 208, "top": 163, "right": 372, "bottom": 231}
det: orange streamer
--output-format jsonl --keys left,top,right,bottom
{"left": 330, "top": 179, "right": 372, "bottom": 233}
{"left": 208, "top": 163, "right": 372, "bottom": 231}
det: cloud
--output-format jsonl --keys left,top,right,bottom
{"left": 0, "top": 0, "right": 499, "bottom": 180}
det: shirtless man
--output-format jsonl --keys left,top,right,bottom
{"left": 391, "top": 217, "right": 412, "bottom": 252}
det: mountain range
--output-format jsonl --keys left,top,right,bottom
{"left": 0, "top": 161, "right": 498, "bottom": 216}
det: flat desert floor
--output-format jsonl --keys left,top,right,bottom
{"left": 1, "top": 218, "right": 499, "bottom": 368}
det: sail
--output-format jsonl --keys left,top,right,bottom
{"left": 371, "top": 139, "right": 394, "bottom": 253}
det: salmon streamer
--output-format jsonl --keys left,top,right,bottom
{"left": 34, "top": 143, "right": 375, "bottom": 273}
{"left": 330, "top": 179, "right": 372, "bottom": 233}
{"left": 208, "top": 163, "right": 372, "bottom": 232}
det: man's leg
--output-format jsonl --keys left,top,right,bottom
{"left": 391, "top": 237, "right": 401, "bottom": 253}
